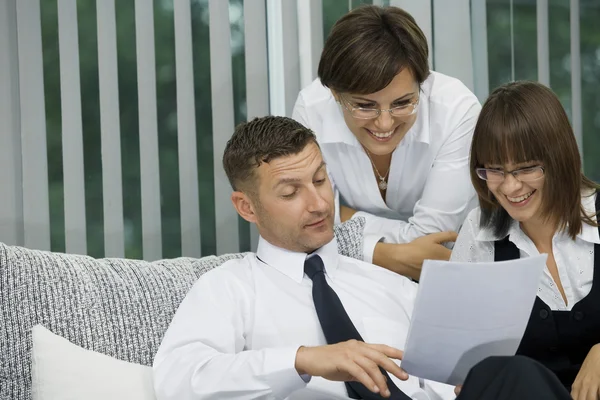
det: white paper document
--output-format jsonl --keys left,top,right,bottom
{"left": 401, "top": 254, "right": 547, "bottom": 385}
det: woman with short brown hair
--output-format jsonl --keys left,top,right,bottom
{"left": 451, "top": 80, "right": 600, "bottom": 398}
{"left": 293, "top": 5, "right": 481, "bottom": 279}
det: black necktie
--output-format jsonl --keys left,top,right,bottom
{"left": 304, "top": 255, "right": 411, "bottom": 400}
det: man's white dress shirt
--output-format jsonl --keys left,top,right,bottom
{"left": 154, "top": 237, "right": 456, "bottom": 400}
{"left": 292, "top": 72, "right": 481, "bottom": 262}
{"left": 450, "top": 192, "right": 599, "bottom": 311}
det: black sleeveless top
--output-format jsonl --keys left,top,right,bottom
{"left": 494, "top": 193, "right": 600, "bottom": 389}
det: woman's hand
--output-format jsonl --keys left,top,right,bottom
{"left": 572, "top": 344, "right": 600, "bottom": 400}
{"left": 407, "top": 231, "right": 458, "bottom": 262}
{"left": 373, "top": 231, "right": 458, "bottom": 280}
{"left": 454, "top": 384, "right": 462, "bottom": 396}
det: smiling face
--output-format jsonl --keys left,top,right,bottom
{"left": 485, "top": 162, "right": 546, "bottom": 226}
{"left": 333, "top": 68, "right": 419, "bottom": 156}
{"left": 469, "top": 81, "right": 587, "bottom": 239}
{"left": 243, "top": 142, "right": 335, "bottom": 253}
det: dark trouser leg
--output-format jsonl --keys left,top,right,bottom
{"left": 457, "top": 355, "right": 571, "bottom": 400}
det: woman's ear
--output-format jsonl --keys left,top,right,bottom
{"left": 487, "top": 188, "right": 497, "bottom": 204}
{"left": 231, "top": 191, "right": 258, "bottom": 224}
{"left": 330, "top": 90, "right": 340, "bottom": 103}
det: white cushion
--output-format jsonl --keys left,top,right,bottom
{"left": 31, "top": 325, "right": 157, "bottom": 400}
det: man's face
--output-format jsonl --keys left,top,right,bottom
{"left": 246, "top": 142, "right": 335, "bottom": 253}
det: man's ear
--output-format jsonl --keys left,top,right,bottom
{"left": 231, "top": 191, "right": 258, "bottom": 224}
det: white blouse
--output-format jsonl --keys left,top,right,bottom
{"left": 292, "top": 72, "right": 480, "bottom": 262}
{"left": 450, "top": 193, "right": 600, "bottom": 311}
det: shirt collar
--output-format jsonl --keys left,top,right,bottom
{"left": 318, "top": 79, "right": 432, "bottom": 147}
{"left": 474, "top": 218, "right": 519, "bottom": 242}
{"left": 474, "top": 192, "right": 600, "bottom": 244}
{"left": 256, "top": 236, "right": 340, "bottom": 283}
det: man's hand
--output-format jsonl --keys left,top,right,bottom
{"left": 295, "top": 340, "right": 408, "bottom": 398}
{"left": 340, "top": 205, "right": 358, "bottom": 222}
{"left": 571, "top": 344, "right": 600, "bottom": 400}
{"left": 373, "top": 231, "right": 458, "bottom": 280}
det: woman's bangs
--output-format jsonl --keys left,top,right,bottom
{"left": 473, "top": 101, "right": 546, "bottom": 167}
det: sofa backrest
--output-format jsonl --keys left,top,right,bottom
{"left": 0, "top": 218, "right": 365, "bottom": 400}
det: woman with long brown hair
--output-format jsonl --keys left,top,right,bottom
{"left": 451, "top": 80, "right": 600, "bottom": 399}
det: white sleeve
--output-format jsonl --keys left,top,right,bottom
{"left": 153, "top": 268, "right": 307, "bottom": 400}
{"left": 354, "top": 96, "right": 480, "bottom": 258}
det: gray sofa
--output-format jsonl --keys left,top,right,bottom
{"left": 0, "top": 218, "right": 365, "bottom": 400}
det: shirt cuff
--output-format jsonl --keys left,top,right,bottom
{"left": 264, "top": 347, "right": 309, "bottom": 398}
{"left": 362, "top": 234, "right": 384, "bottom": 264}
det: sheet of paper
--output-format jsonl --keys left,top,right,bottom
{"left": 400, "top": 254, "right": 547, "bottom": 385}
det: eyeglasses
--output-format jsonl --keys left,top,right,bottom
{"left": 338, "top": 94, "right": 420, "bottom": 120}
{"left": 475, "top": 166, "right": 545, "bottom": 183}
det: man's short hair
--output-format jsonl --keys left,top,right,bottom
{"left": 223, "top": 116, "right": 318, "bottom": 193}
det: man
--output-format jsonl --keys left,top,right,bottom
{"left": 153, "top": 116, "right": 571, "bottom": 400}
